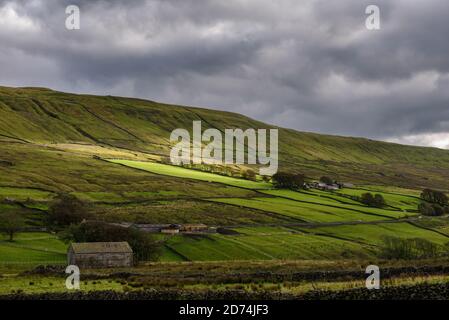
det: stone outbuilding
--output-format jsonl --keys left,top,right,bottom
{"left": 67, "top": 242, "right": 133, "bottom": 268}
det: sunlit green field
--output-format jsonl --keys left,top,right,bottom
{"left": 260, "top": 189, "right": 412, "bottom": 218}
{"left": 335, "top": 188, "right": 421, "bottom": 211}
{"left": 108, "top": 160, "right": 271, "bottom": 189}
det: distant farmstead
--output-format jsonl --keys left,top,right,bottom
{"left": 181, "top": 223, "right": 208, "bottom": 233}
{"left": 68, "top": 242, "right": 133, "bottom": 268}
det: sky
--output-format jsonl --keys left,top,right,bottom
{"left": 1, "top": 0, "right": 449, "bottom": 149}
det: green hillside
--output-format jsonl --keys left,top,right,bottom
{"left": 1, "top": 86, "right": 449, "bottom": 190}
{"left": 2, "top": 86, "right": 449, "bottom": 265}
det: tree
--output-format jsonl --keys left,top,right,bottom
{"left": 418, "top": 202, "right": 444, "bottom": 216}
{"left": 373, "top": 194, "right": 386, "bottom": 207}
{"left": 0, "top": 212, "right": 25, "bottom": 241}
{"left": 360, "top": 193, "right": 385, "bottom": 208}
{"left": 64, "top": 221, "right": 162, "bottom": 262}
{"left": 319, "top": 176, "right": 334, "bottom": 185}
{"left": 421, "top": 189, "right": 448, "bottom": 207}
{"left": 272, "top": 172, "right": 305, "bottom": 190}
{"left": 48, "top": 193, "right": 91, "bottom": 227}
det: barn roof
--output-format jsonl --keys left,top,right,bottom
{"left": 70, "top": 242, "right": 133, "bottom": 254}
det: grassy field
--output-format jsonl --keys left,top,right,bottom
{"left": 91, "top": 199, "right": 292, "bottom": 225}
{"left": 108, "top": 160, "right": 271, "bottom": 189}
{"left": 209, "top": 197, "right": 397, "bottom": 223}
{"left": 0, "top": 187, "right": 54, "bottom": 202}
{"left": 163, "top": 228, "right": 373, "bottom": 261}
{"left": 295, "top": 223, "right": 449, "bottom": 246}
{"left": 0, "top": 233, "right": 66, "bottom": 264}
{"left": 335, "top": 188, "right": 421, "bottom": 211}
{"left": 260, "top": 189, "right": 412, "bottom": 217}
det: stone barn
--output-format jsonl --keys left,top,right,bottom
{"left": 67, "top": 242, "right": 133, "bottom": 268}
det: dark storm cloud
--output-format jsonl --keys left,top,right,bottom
{"left": 1, "top": 0, "right": 449, "bottom": 148}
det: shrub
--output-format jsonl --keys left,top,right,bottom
{"left": 319, "top": 176, "right": 334, "bottom": 185}
{"left": 242, "top": 169, "right": 257, "bottom": 181}
{"left": 379, "top": 236, "right": 441, "bottom": 260}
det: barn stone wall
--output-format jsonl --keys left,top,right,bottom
{"left": 68, "top": 251, "right": 133, "bottom": 268}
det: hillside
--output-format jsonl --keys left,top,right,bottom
{"left": 2, "top": 85, "right": 449, "bottom": 265}
{"left": 1, "top": 86, "right": 448, "bottom": 190}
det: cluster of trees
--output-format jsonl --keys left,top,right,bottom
{"left": 360, "top": 192, "right": 386, "bottom": 208}
{"left": 421, "top": 189, "right": 448, "bottom": 206}
{"left": 272, "top": 172, "right": 305, "bottom": 190}
{"left": 419, "top": 189, "right": 449, "bottom": 216}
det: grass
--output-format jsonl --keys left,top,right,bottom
{"left": 0, "top": 276, "right": 123, "bottom": 294}
{"left": 163, "top": 228, "right": 373, "bottom": 261}
{"left": 260, "top": 189, "right": 412, "bottom": 218}
{"left": 209, "top": 197, "right": 395, "bottom": 223}
{"left": 0, "top": 187, "right": 54, "bottom": 201}
{"left": 108, "top": 160, "right": 271, "bottom": 189}
{"left": 295, "top": 223, "right": 449, "bottom": 246}
{"left": 336, "top": 188, "right": 421, "bottom": 211}
{"left": 92, "top": 199, "right": 289, "bottom": 225}
{"left": 0, "top": 233, "right": 67, "bottom": 264}
{"left": 2, "top": 85, "right": 449, "bottom": 191}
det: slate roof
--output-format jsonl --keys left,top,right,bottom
{"left": 69, "top": 242, "right": 133, "bottom": 254}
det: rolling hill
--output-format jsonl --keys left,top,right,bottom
{"left": 1, "top": 85, "right": 449, "bottom": 191}
{"left": 2, "top": 85, "right": 449, "bottom": 265}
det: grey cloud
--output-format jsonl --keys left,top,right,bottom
{"left": 0, "top": 0, "right": 449, "bottom": 148}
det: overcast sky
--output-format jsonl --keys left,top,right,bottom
{"left": 1, "top": 0, "right": 449, "bottom": 149}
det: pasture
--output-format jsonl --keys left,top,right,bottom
{"left": 260, "top": 189, "right": 411, "bottom": 218}
{"left": 0, "top": 233, "right": 66, "bottom": 264}
{"left": 163, "top": 228, "right": 373, "bottom": 261}
{"left": 108, "top": 160, "right": 271, "bottom": 189}
{"left": 208, "top": 197, "right": 393, "bottom": 223}
{"left": 295, "top": 223, "right": 449, "bottom": 246}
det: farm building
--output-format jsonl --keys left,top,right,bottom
{"left": 161, "top": 225, "right": 180, "bottom": 234}
{"left": 180, "top": 223, "right": 209, "bottom": 233}
{"left": 67, "top": 242, "right": 133, "bottom": 268}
